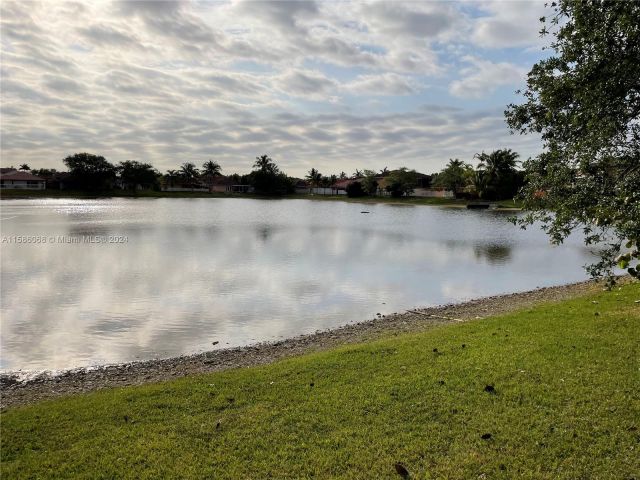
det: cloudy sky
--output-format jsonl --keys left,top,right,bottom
{"left": 1, "top": 0, "right": 549, "bottom": 177}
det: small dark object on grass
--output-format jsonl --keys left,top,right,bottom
{"left": 461, "top": 344, "right": 466, "bottom": 348}
{"left": 216, "top": 421, "right": 221, "bottom": 429}
{"left": 124, "top": 415, "right": 129, "bottom": 423}
{"left": 481, "top": 433, "right": 492, "bottom": 440}
{"left": 499, "top": 464, "right": 506, "bottom": 471}
{"left": 484, "top": 385, "right": 496, "bottom": 394}
{"left": 226, "top": 397, "right": 235, "bottom": 403}
{"left": 438, "top": 380, "right": 445, "bottom": 385}
{"left": 394, "top": 462, "right": 410, "bottom": 478}
{"left": 594, "top": 312, "right": 600, "bottom": 316}
{"left": 310, "top": 382, "right": 314, "bottom": 387}
{"left": 432, "top": 348, "right": 438, "bottom": 353}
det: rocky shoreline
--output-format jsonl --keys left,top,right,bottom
{"left": 0, "top": 279, "right": 609, "bottom": 409}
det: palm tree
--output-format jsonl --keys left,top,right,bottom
{"left": 474, "top": 149, "right": 519, "bottom": 199}
{"left": 180, "top": 162, "right": 199, "bottom": 182}
{"left": 165, "top": 169, "right": 178, "bottom": 187}
{"left": 202, "top": 160, "right": 221, "bottom": 177}
{"left": 379, "top": 166, "right": 389, "bottom": 176}
{"left": 432, "top": 158, "right": 473, "bottom": 195}
{"left": 253, "top": 155, "right": 278, "bottom": 174}
{"left": 475, "top": 150, "right": 518, "bottom": 179}
{"left": 19, "top": 164, "right": 30, "bottom": 171}
{"left": 353, "top": 169, "right": 363, "bottom": 178}
{"left": 306, "top": 168, "right": 322, "bottom": 187}
{"left": 447, "top": 158, "right": 466, "bottom": 169}
{"left": 339, "top": 171, "right": 347, "bottom": 180}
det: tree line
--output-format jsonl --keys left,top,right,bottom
{"left": 26, "top": 148, "right": 524, "bottom": 200}
{"left": 16, "top": 0, "right": 639, "bottom": 283}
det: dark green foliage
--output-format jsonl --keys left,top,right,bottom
{"left": 415, "top": 173, "right": 432, "bottom": 189}
{"left": 164, "top": 169, "right": 179, "bottom": 187}
{"left": 433, "top": 159, "right": 473, "bottom": 197}
{"left": 361, "top": 170, "right": 379, "bottom": 195}
{"left": 202, "top": 160, "right": 222, "bottom": 177}
{"left": 117, "top": 161, "right": 159, "bottom": 190}
{"left": 306, "top": 168, "right": 322, "bottom": 187}
{"left": 253, "top": 155, "right": 279, "bottom": 175}
{"left": 385, "top": 168, "right": 418, "bottom": 197}
{"left": 473, "top": 149, "right": 523, "bottom": 200}
{"left": 346, "top": 181, "right": 365, "bottom": 197}
{"left": 179, "top": 162, "right": 199, "bottom": 182}
{"left": 249, "top": 170, "right": 295, "bottom": 195}
{"left": 250, "top": 155, "right": 294, "bottom": 195}
{"left": 30, "top": 168, "right": 57, "bottom": 177}
{"left": 505, "top": 0, "right": 640, "bottom": 283}
{"left": 63, "top": 153, "right": 116, "bottom": 191}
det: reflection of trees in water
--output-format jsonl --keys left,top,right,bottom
{"left": 256, "top": 225, "right": 272, "bottom": 242}
{"left": 443, "top": 240, "right": 513, "bottom": 265}
{"left": 473, "top": 243, "right": 512, "bottom": 264}
{"left": 67, "top": 224, "right": 112, "bottom": 237}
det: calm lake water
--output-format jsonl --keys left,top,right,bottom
{"left": 0, "top": 198, "right": 597, "bottom": 372}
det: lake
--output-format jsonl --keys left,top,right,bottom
{"left": 0, "top": 198, "right": 597, "bottom": 372}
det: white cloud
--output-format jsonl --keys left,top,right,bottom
{"left": 0, "top": 0, "right": 546, "bottom": 177}
{"left": 471, "top": 1, "right": 547, "bottom": 49}
{"left": 343, "top": 73, "right": 423, "bottom": 96}
{"left": 275, "top": 69, "right": 338, "bottom": 101}
{"left": 449, "top": 56, "right": 526, "bottom": 99}
{"left": 361, "top": 1, "right": 462, "bottom": 39}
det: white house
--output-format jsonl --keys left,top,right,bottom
{"left": 0, "top": 169, "right": 46, "bottom": 190}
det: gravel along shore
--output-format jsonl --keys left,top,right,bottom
{"left": 0, "top": 279, "right": 616, "bottom": 409}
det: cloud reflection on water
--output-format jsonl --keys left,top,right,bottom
{"left": 0, "top": 198, "right": 595, "bottom": 371}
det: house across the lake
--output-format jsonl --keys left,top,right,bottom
{"left": 208, "top": 176, "right": 233, "bottom": 193}
{"left": 0, "top": 169, "right": 46, "bottom": 190}
{"left": 413, "top": 187, "right": 455, "bottom": 198}
{"left": 229, "top": 184, "right": 254, "bottom": 193}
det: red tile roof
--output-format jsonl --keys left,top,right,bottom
{"left": 332, "top": 178, "right": 361, "bottom": 189}
{"left": 0, "top": 171, "right": 45, "bottom": 181}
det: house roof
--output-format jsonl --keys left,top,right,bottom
{"left": 0, "top": 170, "right": 45, "bottom": 181}
{"left": 52, "top": 172, "right": 71, "bottom": 179}
{"left": 332, "top": 178, "right": 361, "bottom": 189}
{"left": 0, "top": 168, "right": 17, "bottom": 174}
{"left": 206, "top": 175, "right": 233, "bottom": 186}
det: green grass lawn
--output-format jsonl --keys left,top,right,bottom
{"left": 2, "top": 284, "right": 638, "bottom": 479}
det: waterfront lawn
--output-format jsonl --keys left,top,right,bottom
{"left": 2, "top": 284, "right": 638, "bottom": 479}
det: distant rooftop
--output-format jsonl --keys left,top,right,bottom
{"left": 0, "top": 170, "right": 45, "bottom": 181}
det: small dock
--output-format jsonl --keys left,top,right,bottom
{"left": 466, "top": 202, "right": 492, "bottom": 210}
